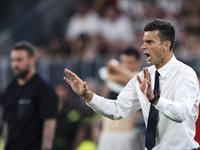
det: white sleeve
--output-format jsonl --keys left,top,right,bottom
{"left": 87, "top": 77, "right": 141, "bottom": 120}
{"left": 155, "top": 71, "right": 200, "bottom": 123}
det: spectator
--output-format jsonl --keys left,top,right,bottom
{"left": 53, "top": 83, "right": 81, "bottom": 150}
{"left": 96, "top": 4, "right": 135, "bottom": 57}
{"left": 47, "top": 34, "right": 71, "bottom": 58}
{"left": 69, "top": 33, "right": 97, "bottom": 61}
{"left": 98, "top": 47, "right": 144, "bottom": 150}
{"left": 73, "top": 118, "right": 100, "bottom": 150}
{"left": 65, "top": 0, "right": 100, "bottom": 42}
{"left": 72, "top": 78, "right": 101, "bottom": 150}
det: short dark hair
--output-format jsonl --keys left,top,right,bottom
{"left": 144, "top": 19, "right": 175, "bottom": 51}
{"left": 12, "top": 41, "right": 36, "bottom": 57}
{"left": 122, "top": 47, "right": 140, "bottom": 61}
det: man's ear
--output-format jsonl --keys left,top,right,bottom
{"left": 163, "top": 41, "right": 171, "bottom": 52}
{"left": 30, "top": 56, "right": 35, "bottom": 65}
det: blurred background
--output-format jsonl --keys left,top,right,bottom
{"left": 0, "top": 0, "right": 200, "bottom": 91}
{"left": 0, "top": 0, "right": 200, "bottom": 149}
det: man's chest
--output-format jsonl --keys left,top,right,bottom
{"left": 136, "top": 73, "right": 180, "bottom": 123}
{"left": 4, "top": 87, "right": 38, "bottom": 122}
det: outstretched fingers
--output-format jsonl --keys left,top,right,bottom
{"left": 64, "top": 68, "right": 78, "bottom": 85}
{"left": 143, "top": 68, "right": 146, "bottom": 79}
{"left": 137, "top": 75, "right": 142, "bottom": 84}
{"left": 63, "top": 76, "right": 72, "bottom": 85}
{"left": 144, "top": 79, "right": 148, "bottom": 95}
{"left": 137, "top": 67, "right": 149, "bottom": 84}
{"left": 146, "top": 68, "right": 151, "bottom": 83}
{"left": 64, "top": 68, "right": 79, "bottom": 82}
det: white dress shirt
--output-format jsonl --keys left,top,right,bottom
{"left": 87, "top": 55, "right": 200, "bottom": 150}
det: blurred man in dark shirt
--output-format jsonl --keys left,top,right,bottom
{"left": 0, "top": 41, "right": 58, "bottom": 150}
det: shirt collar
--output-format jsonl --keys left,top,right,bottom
{"left": 155, "top": 54, "right": 177, "bottom": 78}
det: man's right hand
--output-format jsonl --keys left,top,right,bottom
{"left": 137, "top": 68, "right": 154, "bottom": 100}
{"left": 63, "top": 68, "right": 93, "bottom": 103}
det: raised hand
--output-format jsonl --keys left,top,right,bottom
{"left": 137, "top": 68, "right": 154, "bottom": 100}
{"left": 107, "top": 63, "right": 133, "bottom": 84}
{"left": 63, "top": 68, "right": 93, "bottom": 102}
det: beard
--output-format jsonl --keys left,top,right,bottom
{"left": 15, "top": 70, "right": 29, "bottom": 79}
{"left": 12, "top": 65, "right": 30, "bottom": 80}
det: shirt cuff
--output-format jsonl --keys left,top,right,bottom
{"left": 86, "top": 93, "right": 101, "bottom": 108}
{"left": 155, "top": 96, "right": 169, "bottom": 111}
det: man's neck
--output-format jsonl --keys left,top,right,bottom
{"left": 17, "top": 70, "right": 35, "bottom": 86}
{"left": 155, "top": 53, "right": 173, "bottom": 70}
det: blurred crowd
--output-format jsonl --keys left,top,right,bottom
{"left": 0, "top": 0, "right": 200, "bottom": 150}
{"left": 36, "top": 0, "right": 200, "bottom": 66}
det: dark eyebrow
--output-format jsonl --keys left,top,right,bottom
{"left": 146, "top": 40, "right": 153, "bottom": 43}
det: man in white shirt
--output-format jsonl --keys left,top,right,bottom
{"left": 66, "top": 1, "right": 100, "bottom": 41}
{"left": 63, "top": 19, "right": 200, "bottom": 150}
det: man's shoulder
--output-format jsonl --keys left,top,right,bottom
{"left": 34, "top": 74, "right": 57, "bottom": 95}
{"left": 172, "top": 60, "right": 198, "bottom": 83}
{"left": 33, "top": 74, "right": 51, "bottom": 87}
{"left": 175, "top": 60, "right": 196, "bottom": 75}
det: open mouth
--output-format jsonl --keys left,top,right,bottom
{"left": 145, "top": 53, "right": 150, "bottom": 57}
{"left": 144, "top": 52, "right": 151, "bottom": 62}
{"left": 144, "top": 52, "right": 150, "bottom": 58}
